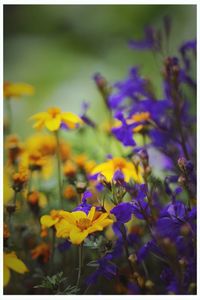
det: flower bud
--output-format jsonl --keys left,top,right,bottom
{"left": 75, "top": 181, "right": 87, "bottom": 194}
{"left": 128, "top": 253, "right": 137, "bottom": 264}
{"left": 6, "top": 203, "right": 16, "bottom": 214}
{"left": 145, "top": 280, "right": 154, "bottom": 289}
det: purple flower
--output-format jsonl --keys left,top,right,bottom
{"left": 128, "top": 26, "right": 160, "bottom": 51}
{"left": 111, "top": 202, "right": 133, "bottom": 223}
{"left": 112, "top": 112, "right": 136, "bottom": 146}
{"left": 73, "top": 190, "right": 92, "bottom": 214}
{"left": 179, "top": 39, "right": 196, "bottom": 70}
{"left": 108, "top": 67, "right": 152, "bottom": 110}
{"left": 86, "top": 257, "right": 117, "bottom": 285}
{"left": 57, "top": 240, "right": 71, "bottom": 252}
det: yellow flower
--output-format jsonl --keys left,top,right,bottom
{"left": 91, "top": 157, "right": 143, "bottom": 183}
{"left": 40, "top": 210, "right": 63, "bottom": 228}
{"left": 4, "top": 252, "right": 29, "bottom": 286}
{"left": 74, "top": 154, "right": 96, "bottom": 173}
{"left": 25, "top": 134, "right": 56, "bottom": 156}
{"left": 30, "top": 107, "right": 83, "bottom": 131}
{"left": 55, "top": 206, "right": 113, "bottom": 245}
{"left": 4, "top": 81, "right": 34, "bottom": 98}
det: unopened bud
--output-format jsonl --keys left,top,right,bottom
{"left": 75, "top": 181, "right": 87, "bottom": 194}
{"left": 145, "top": 280, "right": 154, "bottom": 289}
{"left": 128, "top": 253, "right": 137, "bottom": 264}
{"left": 180, "top": 223, "right": 191, "bottom": 236}
{"left": 6, "top": 203, "right": 16, "bottom": 214}
{"left": 178, "top": 175, "right": 186, "bottom": 186}
{"left": 179, "top": 257, "right": 187, "bottom": 267}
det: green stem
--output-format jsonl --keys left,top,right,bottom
{"left": 13, "top": 191, "right": 17, "bottom": 205}
{"left": 120, "top": 224, "right": 134, "bottom": 274}
{"left": 76, "top": 244, "right": 83, "bottom": 288}
{"left": 51, "top": 228, "right": 56, "bottom": 267}
{"left": 6, "top": 98, "right": 12, "bottom": 134}
{"left": 55, "top": 131, "right": 63, "bottom": 208}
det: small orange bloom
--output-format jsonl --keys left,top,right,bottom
{"left": 63, "top": 185, "right": 77, "bottom": 200}
{"left": 63, "top": 160, "right": 77, "bottom": 177}
{"left": 31, "top": 243, "right": 51, "bottom": 263}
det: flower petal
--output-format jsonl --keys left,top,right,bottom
{"left": 61, "top": 112, "right": 83, "bottom": 127}
{"left": 40, "top": 215, "right": 58, "bottom": 227}
{"left": 55, "top": 219, "right": 73, "bottom": 238}
{"left": 69, "top": 229, "right": 88, "bottom": 245}
{"left": 5, "top": 252, "right": 28, "bottom": 274}
{"left": 45, "top": 116, "right": 61, "bottom": 131}
{"left": 3, "top": 265, "right": 10, "bottom": 286}
{"left": 71, "top": 211, "right": 87, "bottom": 221}
{"left": 93, "top": 212, "right": 109, "bottom": 224}
{"left": 87, "top": 206, "right": 96, "bottom": 221}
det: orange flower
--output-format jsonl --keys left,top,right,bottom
{"left": 59, "top": 141, "right": 71, "bottom": 162}
{"left": 5, "top": 135, "right": 24, "bottom": 165}
{"left": 12, "top": 167, "right": 29, "bottom": 192}
{"left": 63, "top": 185, "right": 77, "bottom": 200}
{"left": 31, "top": 243, "right": 50, "bottom": 263}
{"left": 4, "top": 224, "right": 10, "bottom": 240}
{"left": 63, "top": 160, "right": 77, "bottom": 177}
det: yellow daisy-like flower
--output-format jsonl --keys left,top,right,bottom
{"left": 55, "top": 206, "right": 113, "bottom": 245}
{"left": 4, "top": 252, "right": 29, "bottom": 286}
{"left": 40, "top": 210, "right": 63, "bottom": 228}
{"left": 91, "top": 157, "right": 143, "bottom": 183}
{"left": 4, "top": 81, "right": 34, "bottom": 98}
{"left": 30, "top": 107, "right": 83, "bottom": 131}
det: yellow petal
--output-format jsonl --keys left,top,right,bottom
{"left": 98, "top": 218, "right": 113, "bottom": 228}
{"left": 40, "top": 215, "right": 58, "bottom": 227}
{"left": 71, "top": 211, "right": 87, "bottom": 221}
{"left": 91, "top": 162, "right": 111, "bottom": 175}
{"left": 59, "top": 211, "right": 76, "bottom": 224}
{"left": 5, "top": 252, "right": 28, "bottom": 274}
{"left": 45, "top": 116, "right": 61, "bottom": 131}
{"left": 3, "top": 265, "right": 10, "bottom": 286}
{"left": 33, "top": 119, "right": 45, "bottom": 130}
{"left": 55, "top": 219, "right": 72, "bottom": 238}
{"left": 61, "top": 112, "right": 83, "bottom": 126}
{"left": 93, "top": 213, "right": 109, "bottom": 224}
{"left": 69, "top": 229, "right": 88, "bottom": 245}
{"left": 101, "top": 169, "right": 114, "bottom": 182}
{"left": 87, "top": 224, "right": 103, "bottom": 234}
{"left": 29, "top": 112, "right": 48, "bottom": 120}
{"left": 87, "top": 206, "right": 96, "bottom": 221}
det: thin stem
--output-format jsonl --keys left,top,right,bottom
{"left": 55, "top": 131, "right": 63, "bottom": 208}
{"left": 6, "top": 98, "right": 12, "bottom": 134}
{"left": 51, "top": 228, "right": 56, "bottom": 263}
{"left": 120, "top": 224, "right": 134, "bottom": 274}
{"left": 76, "top": 244, "right": 83, "bottom": 288}
{"left": 13, "top": 191, "right": 17, "bottom": 205}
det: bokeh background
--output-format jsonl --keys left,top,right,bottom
{"left": 4, "top": 5, "right": 196, "bottom": 138}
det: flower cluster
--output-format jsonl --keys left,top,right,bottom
{"left": 3, "top": 18, "right": 196, "bottom": 295}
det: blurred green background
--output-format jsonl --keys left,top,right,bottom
{"left": 4, "top": 5, "right": 196, "bottom": 138}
